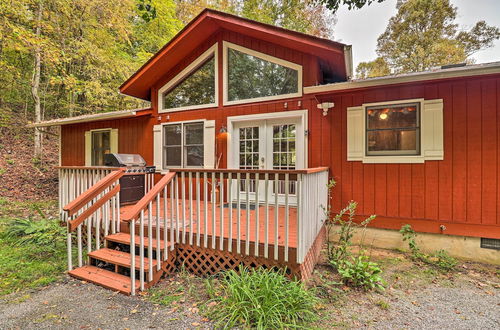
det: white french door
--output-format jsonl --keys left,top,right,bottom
{"left": 231, "top": 116, "right": 305, "bottom": 205}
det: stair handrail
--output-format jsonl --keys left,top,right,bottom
{"left": 121, "top": 171, "right": 176, "bottom": 296}
{"left": 63, "top": 168, "right": 125, "bottom": 217}
{"left": 122, "top": 172, "right": 175, "bottom": 222}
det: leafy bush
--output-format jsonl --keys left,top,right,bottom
{"left": 323, "top": 186, "right": 384, "bottom": 291}
{"left": 207, "top": 266, "right": 318, "bottom": 329}
{"left": 400, "top": 224, "right": 458, "bottom": 271}
{"left": 336, "top": 256, "right": 385, "bottom": 291}
{"left": 3, "top": 217, "right": 65, "bottom": 249}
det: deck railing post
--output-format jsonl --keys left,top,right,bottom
{"left": 130, "top": 219, "right": 136, "bottom": 296}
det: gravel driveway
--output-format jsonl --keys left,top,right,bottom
{"left": 0, "top": 268, "right": 498, "bottom": 329}
{"left": 0, "top": 278, "right": 211, "bottom": 329}
{"left": 370, "top": 286, "right": 499, "bottom": 329}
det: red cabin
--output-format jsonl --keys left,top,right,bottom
{"left": 34, "top": 9, "right": 500, "bottom": 294}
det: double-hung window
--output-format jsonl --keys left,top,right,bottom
{"left": 163, "top": 122, "right": 204, "bottom": 168}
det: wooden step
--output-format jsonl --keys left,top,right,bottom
{"left": 89, "top": 248, "right": 157, "bottom": 271}
{"left": 69, "top": 265, "right": 139, "bottom": 295}
{"left": 105, "top": 232, "right": 171, "bottom": 250}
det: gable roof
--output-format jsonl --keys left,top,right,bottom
{"left": 120, "top": 8, "right": 348, "bottom": 101}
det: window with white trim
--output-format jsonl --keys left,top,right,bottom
{"left": 163, "top": 122, "right": 204, "bottom": 168}
{"left": 158, "top": 44, "right": 218, "bottom": 112}
{"left": 347, "top": 99, "right": 443, "bottom": 163}
{"left": 223, "top": 42, "right": 302, "bottom": 105}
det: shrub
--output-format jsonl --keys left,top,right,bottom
{"left": 400, "top": 224, "right": 457, "bottom": 271}
{"left": 336, "top": 256, "right": 385, "bottom": 291}
{"left": 207, "top": 266, "right": 318, "bottom": 329}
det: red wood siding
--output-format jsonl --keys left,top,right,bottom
{"left": 61, "top": 116, "right": 154, "bottom": 166}
{"left": 317, "top": 76, "right": 500, "bottom": 238}
{"left": 60, "top": 30, "right": 500, "bottom": 239}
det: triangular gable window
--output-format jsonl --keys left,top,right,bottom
{"left": 159, "top": 44, "right": 218, "bottom": 112}
{"left": 223, "top": 41, "right": 302, "bottom": 105}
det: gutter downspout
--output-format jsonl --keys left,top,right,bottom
{"left": 344, "top": 45, "right": 353, "bottom": 80}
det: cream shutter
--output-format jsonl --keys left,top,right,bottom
{"left": 84, "top": 131, "right": 91, "bottom": 166}
{"left": 203, "top": 120, "right": 216, "bottom": 169}
{"left": 422, "top": 99, "right": 444, "bottom": 160}
{"left": 347, "top": 106, "right": 364, "bottom": 161}
{"left": 110, "top": 128, "right": 118, "bottom": 153}
{"left": 153, "top": 124, "right": 162, "bottom": 171}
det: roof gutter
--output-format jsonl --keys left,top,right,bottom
{"left": 304, "top": 62, "right": 500, "bottom": 95}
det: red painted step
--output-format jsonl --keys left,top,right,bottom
{"left": 105, "top": 232, "right": 171, "bottom": 250}
{"left": 89, "top": 248, "right": 157, "bottom": 271}
{"left": 69, "top": 265, "right": 139, "bottom": 295}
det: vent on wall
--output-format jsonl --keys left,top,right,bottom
{"left": 480, "top": 238, "right": 500, "bottom": 250}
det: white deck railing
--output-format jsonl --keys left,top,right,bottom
{"left": 124, "top": 168, "right": 329, "bottom": 258}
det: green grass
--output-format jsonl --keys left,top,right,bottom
{"left": 0, "top": 199, "right": 66, "bottom": 296}
{"left": 147, "top": 287, "right": 183, "bottom": 305}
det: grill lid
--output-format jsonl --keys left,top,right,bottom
{"left": 104, "top": 153, "right": 146, "bottom": 167}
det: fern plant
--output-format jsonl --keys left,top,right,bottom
{"left": 4, "top": 217, "right": 65, "bottom": 249}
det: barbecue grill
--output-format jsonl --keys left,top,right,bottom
{"left": 104, "top": 153, "right": 155, "bottom": 205}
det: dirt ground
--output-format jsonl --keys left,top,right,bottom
{"left": 0, "top": 248, "right": 498, "bottom": 329}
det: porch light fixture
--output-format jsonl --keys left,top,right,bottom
{"left": 317, "top": 102, "right": 334, "bottom": 116}
{"left": 219, "top": 125, "right": 227, "bottom": 133}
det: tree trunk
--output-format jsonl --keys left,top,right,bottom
{"left": 32, "top": 0, "right": 43, "bottom": 159}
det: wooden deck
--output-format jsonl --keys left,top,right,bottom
{"left": 120, "top": 197, "right": 298, "bottom": 249}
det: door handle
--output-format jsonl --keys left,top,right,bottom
{"left": 260, "top": 157, "right": 265, "bottom": 169}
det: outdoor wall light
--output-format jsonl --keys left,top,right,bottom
{"left": 219, "top": 125, "right": 227, "bottom": 133}
{"left": 317, "top": 102, "right": 334, "bottom": 116}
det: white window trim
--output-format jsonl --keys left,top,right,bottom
{"left": 158, "top": 43, "right": 219, "bottom": 113}
{"left": 222, "top": 41, "right": 303, "bottom": 106}
{"left": 84, "top": 128, "right": 118, "bottom": 166}
{"left": 226, "top": 110, "right": 308, "bottom": 169}
{"left": 158, "top": 119, "right": 211, "bottom": 171}
{"left": 347, "top": 98, "right": 444, "bottom": 164}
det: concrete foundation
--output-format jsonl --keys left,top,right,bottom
{"left": 328, "top": 226, "right": 500, "bottom": 265}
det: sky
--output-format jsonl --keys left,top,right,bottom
{"left": 333, "top": 0, "right": 500, "bottom": 70}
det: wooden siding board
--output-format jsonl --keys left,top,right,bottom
{"left": 398, "top": 164, "right": 412, "bottom": 218}
{"left": 451, "top": 82, "right": 467, "bottom": 223}
{"left": 480, "top": 79, "right": 497, "bottom": 225}
{"left": 497, "top": 78, "right": 500, "bottom": 225}
{"left": 437, "top": 83, "right": 453, "bottom": 221}
{"left": 466, "top": 80, "right": 482, "bottom": 224}
{"left": 340, "top": 94, "right": 353, "bottom": 210}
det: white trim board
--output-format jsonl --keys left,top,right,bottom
{"left": 222, "top": 41, "right": 303, "bottom": 106}
{"left": 226, "top": 110, "right": 308, "bottom": 170}
{"left": 158, "top": 43, "right": 219, "bottom": 113}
